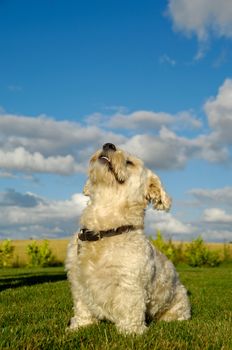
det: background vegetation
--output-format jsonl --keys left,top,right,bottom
{"left": 151, "top": 231, "right": 231, "bottom": 267}
{"left": 1, "top": 233, "right": 231, "bottom": 268}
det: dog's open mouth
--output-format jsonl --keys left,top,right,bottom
{"left": 99, "top": 154, "right": 110, "bottom": 165}
{"left": 99, "top": 155, "right": 110, "bottom": 164}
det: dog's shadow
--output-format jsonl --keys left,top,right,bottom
{"left": 0, "top": 268, "right": 66, "bottom": 292}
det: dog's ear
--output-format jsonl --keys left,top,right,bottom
{"left": 146, "top": 170, "right": 171, "bottom": 211}
{"left": 83, "top": 180, "right": 91, "bottom": 196}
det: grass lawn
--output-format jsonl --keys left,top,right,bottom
{"left": 1, "top": 265, "right": 232, "bottom": 350}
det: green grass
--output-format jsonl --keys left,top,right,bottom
{"left": 1, "top": 265, "right": 232, "bottom": 350}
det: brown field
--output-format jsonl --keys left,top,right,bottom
{"left": 1, "top": 238, "right": 231, "bottom": 266}
{"left": 9, "top": 239, "right": 69, "bottom": 266}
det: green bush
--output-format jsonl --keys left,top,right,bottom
{"left": 0, "top": 239, "right": 15, "bottom": 267}
{"left": 185, "top": 236, "right": 221, "bottom": 267}
{"left": 151, "top": 231, "right": 184, "bottom": 265}
{"left": 27, "top": 240, "right": 56, "bottom": 267}
{"left": 151, "top": 232, "right": 222, "bottom": 267}
{"left": 223, "top": 242, "right": 232, "bottom": 262}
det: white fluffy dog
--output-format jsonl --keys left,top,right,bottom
{"left": 66, "top": 143, "right": 190, "bottom": 335}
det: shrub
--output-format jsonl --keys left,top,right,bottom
{"left": 151, "top": 232, "right": 222, "bottom": 267}
{"left": 151, "top": 231, "right": 184, "bottom": 265}
{"left": 185, "top": 236, "right": 221, "bottom": 267}
{"left": 27, "top": 240, "right": 56, "bottom": 267}
{"left": 223, "top": 242, "right": 232, "bottom": 263}
{"left": 0, "top": 239, "right": 15, "bottom": 267}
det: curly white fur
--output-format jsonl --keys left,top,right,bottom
{"left": 66, "top": 145, "right": 190, "bottom": 335}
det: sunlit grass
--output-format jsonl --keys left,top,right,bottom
{"left": 1, "top": 265, "right": 232, "bottom": 349}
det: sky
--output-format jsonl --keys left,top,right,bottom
{"left": 0, "top": 0, "right": 232, "bottom": 242}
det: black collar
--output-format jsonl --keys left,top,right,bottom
{"left": 78, "top": 225, "right": 139, "bottom": 241}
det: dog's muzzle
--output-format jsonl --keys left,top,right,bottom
{"left": 103, "top": 143, "right": 116, "bottom": 152}
{"left": 98, "top": 143, "right": 116, "bottom": 165}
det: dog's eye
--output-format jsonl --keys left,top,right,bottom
{"left": 126, "top": 160, "right": 134, "bottom": 166}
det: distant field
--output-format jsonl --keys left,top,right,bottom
{"left": 10, "top": 239, "right": 69, "bottom": 266}
{"left": 2, "top": 238, "right": 232, "bottom": 266}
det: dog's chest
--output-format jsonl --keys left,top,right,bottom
{"left": 76, "top": 240, "right": 117, "bottom": 280}
{"left": 75, "top": 235, "right": 156, "bottom": 290}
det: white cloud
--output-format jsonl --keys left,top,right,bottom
{"left": 204, "top": 79, "right": 232, "bottom": 144}
{"left": 0, "top": 112, "right": 126, "bottom": 175}
{"left": 108, "top": 111, "right": 173, "bottom": 130}
{"left": 190, "top": 187, "right": 232, "bottom": 206}
{"left": 92, "top": 110, "right": 201, "bottom": 131}
{"left": 0, "top": 147, "right": 81, "bottom": 175}
{"left": 0, "top": 112, "right": 125, "bottom": 154}
{"left": 121, "top": 123, "right": 230, "bottom": 170}
{"left": 167, "top": 0, "right": 232, "bottom": 59}
{"left": 203, "top": 208, "right": 232, "bottom": 223}
{"left": 201, "top": 229, "right": 232, "bottom": 242}
{"left": 0, "top": 189, "right": 42, "bottom": 207}
{"left": 0, "top": 78, "right": 231, "bottom": 176}
{"left": 0, "top": 192, "right": 88, "bottom": 239}
{"left": 145, "top": 208, "right": 195, "bottom": 240}
{"left": 121, "top": 131, "right": 188, "bottom": 169}
{"left": 168, "top": 0, "right": 232, "bottom": 41}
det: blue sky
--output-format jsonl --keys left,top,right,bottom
{"left": 0, "top": 0, "right": 232, "bottom": 241}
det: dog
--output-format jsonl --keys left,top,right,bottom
{"left": 66, "top": 143, "right": 191, "bottom": 335}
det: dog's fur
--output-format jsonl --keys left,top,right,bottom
{"left": 66, "top": 144, "right": 191, "bottom": 335}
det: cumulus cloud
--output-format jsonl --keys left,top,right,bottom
{"left": 182, "top": 188, "right": 232, "bottom": 241}
{"left": 201, "top": 229, "right": 232, "bottom": 242}
{"left": 0, "top": 78, "right": 231, "bottom": 176}
{"left": 204, "top": 79, "right": 232, "bottom": 144}
{"left": 0, "top": 147, "right": 80, "bottom": 175}
{"left": 190, "top": 187, "right": 232, "bottom": 206}
{"left": 0, "top": 112, "right": 126, "bottom": 175}
{"left": 0, "top": 191, "right": 88, "bottom": 239}
{"left": 89, "top": 110, "right": 202, "bottom": 132}
{"left": 0, "top": 189, "right": 42, "bottom": 207}
{"left": 167, "top": 0, "right": 232, "bottom": 59}
{"left": 121, "top": 124, "right": 230, "bottom": 170}
{"left": 168, "top": 0, "right": 232, "bottom": 41}
{"left": 145, "top": 208, "right": 195, "bottom": 240}
{"left": 0, "top": 112, "right": 125, "bottom": 155}
{"left": 121, "top": 131, "right": 188, "bottom": 169}
{"left": 203, "top": 208, "right": 232, "bottom": 223}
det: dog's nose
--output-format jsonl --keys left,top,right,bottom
{"left": 102, "top": 143, "right": 116, "bottom": 152}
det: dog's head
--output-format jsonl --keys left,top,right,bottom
{"left": 83, "top": 143, "right": 171, "bottom": 212}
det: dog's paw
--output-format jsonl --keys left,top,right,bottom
{"left": 66, "top": 316, "right": 98, "bottom": 332}
{"left": 117, "top": 323, "right": 148, "bottom": 336}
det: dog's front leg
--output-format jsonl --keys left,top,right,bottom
{"left": 68, "top": 298, "right": 98, "bottom": 331}
{"left": 66, "top": 236, "right": 98, "bottom": 331}
{"left": 112, "top": 286, "right": 148, "bottom": 335}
